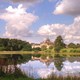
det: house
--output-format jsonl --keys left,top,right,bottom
{"left": 32, "top": 38, "right": 53, "bottom": 49}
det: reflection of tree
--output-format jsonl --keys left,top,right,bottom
{"left": 0, "top": 54, "right": 23, "bottom": 75}
{"left": 54, "top": 58, "right": 65, "bottom": 71}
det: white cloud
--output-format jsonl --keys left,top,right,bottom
{"left": 38, "top": 24, "right": 66, "bottom": 36}
{"left": 54, "top": 0, "right": 80, "bottom": 16}
{"left": 38, "top": 16, "right": 80, "bottom": 43}
{"left": 0, "top": 4, "right": 38, "bottom": 39}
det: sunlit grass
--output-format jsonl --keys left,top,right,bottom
{"left": 0, "top": 51, "right": 34, "bottom": 54}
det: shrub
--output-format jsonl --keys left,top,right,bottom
{"left": 62, "top": 50, "right": 67, "bottom": 53}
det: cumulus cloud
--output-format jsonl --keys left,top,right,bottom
{"left": 54, "top": 0, "right": 80, "bottom": 16}
{"left": 65, "top": 16, "right": 80, "bottom": 43}
{"left": 0, "top": 4, "right": 38, "bottom": 39}
{"left": 38, "top": 24, "right": 66, "bottom": 36}
{"left": 38, "top": 16, "right": 80, "bottom": 43}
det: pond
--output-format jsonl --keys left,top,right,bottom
{"left": 17, "top": 57, "right": 80, "bottom": 79}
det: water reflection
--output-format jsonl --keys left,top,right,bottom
{"left": 54, "top": 58, "right": 65, "bottom": 71}
{"left": 17, "top": 58, "right": 80, "bottom": 79}
{"left": 0, "top": 55, "right": 80, "bottom": 79}
{"left": 0, "top": 54, "right": 23, "bottom": 74}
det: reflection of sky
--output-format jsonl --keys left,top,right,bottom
{"left": 17, "top": 60, "right": 80, "bottom": 79}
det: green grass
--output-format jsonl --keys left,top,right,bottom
{"left": 0, "top": 51, "right": 34, "bottom": 54}
{"left": 0, "top": 50, "right": 80, "bottom": 59}
{"left": 1, "top": 74, "right": 80, "bottom": 80}
{"left": 0, "top": 68, "right": 34, "bottom": 80}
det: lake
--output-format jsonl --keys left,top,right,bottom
{"left": 17, "top": 57, "right": 80, "bottom": 79}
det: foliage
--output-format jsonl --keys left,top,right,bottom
{"left": 41, "top": 45, "right": 47, "bottom": 51}
{"left": 61, "top": 48, "right": 80, "bottom": 53}
{"left": 54, "top": 58, "right": 64, "bottom": 71}
{"left": 0, "top": 38, "right": 32, "bottom": 51}
{"left": 1, "top": 73, "right": 80, "bottom": 80}
{"left": 49, "top": 45, "right": 53, "bottom": 50}
{"left": 22, "top": 45, "right": 32, "bottom": 51}
{"left": 0, "top": 47, "right": 5, "bottom": 51}
{"left": 32, "top": 47, "right": 41, "bottom": 51}
{"left": 61, "top": 49, "right": 67, "bottom": 53}
{"left": 68, "top": 43, "right": 77, "bottom": 48}
{"left": 0, "top": 68, "right": 34, "bottom": 80}
{"left": 76, "top": 44, "right": 80, "bottom": 48}
{"left": 54, "top": 36, "right": 66, "bottom": 53}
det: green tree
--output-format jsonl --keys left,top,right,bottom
{"left": 41, "top": 45, "right": 47, "bottom": 51}
{"left": 68, "top": 43, "right": 77, "bottom": 48}
{"left": 49, "top": 45, "right": 53, "bottom": 50}
{"left": 32, "top": 47, "right": 41, "bottom": 51}
{"left": 54, "top": 35, "right": 65, "bottom": 53}
{"left": 0, "top": 38, "right": 32, "bottom": 51}
{"left": 76, "top": 43, "right": 80, "bottom": 48}
{"left": 22, "top": 42, "right": 32, "bottom": 51}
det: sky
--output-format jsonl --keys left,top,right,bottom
{"left": 0, "top": 0, "right": 80, "bottom": 44}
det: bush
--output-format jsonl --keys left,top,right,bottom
{"left": 54, "top": 54, "right": 62, "bottom": 58}
{"left": 32, "top": 47, "right": 41, "bottom": 51}
{"left": 61, "top": 50, "right": 67, "bottom": 53}
{"left": 70, "top": 49, "right": 80, "bottom": 53}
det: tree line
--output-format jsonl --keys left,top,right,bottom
{"left": 54, "top": 36, "right": 80, "bottom": 52}
{"left": 0, "top": 38, "right": 32, "bottom": 51}
{"left": 0, "top": 36, "right": 80, "bottom": 52}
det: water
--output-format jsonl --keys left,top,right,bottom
{"left": 17, "top": 57, "right": 80, "bottom": 79}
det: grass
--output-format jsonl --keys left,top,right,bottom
{"left": 0, "top": 75, "right": 34, "bottom": 80}
{"left": 1, "top": 74, "right": 80, "bottom": 80}
{"left": 0, "top": 68, "right": 35, "bottom": 80}
{"left": 0, "top": 51, "right": 34, "bottom": 54}
{"left": 41, "top": 75, "right": 80, "bottom": 80}
{"left": 0, "top": 72, "right": 34, "bottom": 80}
{"left": 0, "top": 51, "right": 80, "bottom": 59}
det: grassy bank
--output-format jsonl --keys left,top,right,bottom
{"left": 1, "top": 75, "right": 80, "bottom": 80}
{"left": 0, "top": 51, "right": 80, "bottom": 56}
{"left": 0, "top": 51, "right": 34, "bottom": 54}
{"left": 0, "top": 69, "right": 34, "bottom": 80}
{"left": 0, "top": 69, "right": 80, "bottom": 80}
{"left": 0, "top": 51, "right": 80, "bottom": 60}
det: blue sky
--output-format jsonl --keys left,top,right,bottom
{"left": 0, "top": 0, "right": 80, "bottom": 43}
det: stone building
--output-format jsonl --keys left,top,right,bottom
{"left": 32, "top": 38, "right": 53, "bottom": 49}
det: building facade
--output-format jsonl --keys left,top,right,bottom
{"left": 32, "top": 38, "right": 53, "bottom": 49}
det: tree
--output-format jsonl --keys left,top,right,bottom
{"left": 0, "top": 38, "right": 32, "bottom": 51}
{"left": 41, "top": 45, "right": 47, "bottom": 51}
{"left": 22, "top": 45, "right": 32, "bottom": 51}
{"left": 32, "top": 47, "right": 41, "bottom": 51}
{"left": 68, "top": 43, "right": 77, "bottom": 48}
{"left": 54, "top": 35, "right": 65, "bottom": 53}
{"left": 76, "top": 44, "right": 80, "bottom": 48}
{"left": 49, "top": 45, "right": 53, "bottom": 50}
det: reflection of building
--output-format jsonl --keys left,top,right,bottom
{"left": 32, "top": 38, "right": 53, "bottom": 49}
